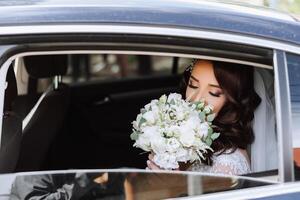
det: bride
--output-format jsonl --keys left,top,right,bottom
{"left": 147, "top": 59, "right": 262, "bottom": 175}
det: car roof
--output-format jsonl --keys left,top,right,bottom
{"left": 0, "top": 0, "right": 299, "bottom": 46}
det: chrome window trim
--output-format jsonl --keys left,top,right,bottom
{"left": 273, "top": 50, "right": 294, "bottom": 182}
{"left": 0, "top": 24, "right": 299, "bottom": 54}
{"left": 190, "top": 181, "right": 300, "bottom": 200}
{"left": 0, "top": 25, "right": 296, "bottom": 183}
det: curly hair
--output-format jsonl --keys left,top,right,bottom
{"left": 180, "top": 60, "right": 261, "bottom": 165}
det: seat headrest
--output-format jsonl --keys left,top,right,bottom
{"left": 24, "top": 55, "right": 68, "bottom": 79}
{"left": 4, "top": 65, "right": 17, "bottom": 112}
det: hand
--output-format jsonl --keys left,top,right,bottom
{"left": 146, "top": 153, "right": 162, "bottom": 170}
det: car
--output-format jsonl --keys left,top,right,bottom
{"left": 0, "top": 0, "right": 299, "bottom": 199}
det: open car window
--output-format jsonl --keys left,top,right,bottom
{"left": 0, "top": 51, "right": 279, "bottom": 180}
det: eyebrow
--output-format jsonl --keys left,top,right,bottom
{"left": 190, "top": 75, "right": 221, "bottom": 88}
{"left": 190, "top": 75, "right": 199, "bottom": 82}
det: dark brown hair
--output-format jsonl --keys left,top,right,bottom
{"left": 180, "top": 60, "right": 261, "bottom": 165}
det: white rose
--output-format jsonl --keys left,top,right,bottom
{"left": 166, "top": 138, "right": 181, "bottom": 153}
{"left": 135, "top": 126, "right": 160, "bottom": 152}
{"left": 167, "top": 93, "right": 182, "bottom": 103}
{"left": 153, "top": 153, "right": 179, "bottom": 169}
{"left": 184, "top": 115, "right": 200, "bottom": 130}
{"left": 142, "top": 126, "right": 159, "bottom": 137}
{"left": 144, "top": 103, "right": 151, "bottom": 110}
{"left": 132, "top": 120, "right": 139, "bottom": 130}
{"left": 179, "top": 125, "right": 195, "bottom": 147}
{"left": 176, "top": 148, "right": 189, "bottom": 162}
{"left": 143, "top": 111, "right": 156, "bottom": 124}
{"left": 174, "top": 106, "right": 185, "bottom": 120}
{"left": 166, "top": 125, "right": 180, "bottom": 138}
{"left": 134, "top": 134, "right": 151, "bottom": 152}
{"left": 151, "top": 134, "right": 166, "bottom": 154}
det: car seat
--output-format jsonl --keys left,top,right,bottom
{"left": 16, "top": 55, "right": 70, "bottom": 171}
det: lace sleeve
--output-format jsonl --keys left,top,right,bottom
{"left": 188, "top": 149, "right": 251, "bottom": 175}
{"left": 210, "top": 150, "right": 251, "bottom": 175}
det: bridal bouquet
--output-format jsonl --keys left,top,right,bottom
{"left": 130, "top": 93, "right": 220, "bottom": 170}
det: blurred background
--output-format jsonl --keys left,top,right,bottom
{"left": 2, "top": 0, "right": 300, "bottom": 15}
{"left": 234, "top": 0, "right": 300, "bottom": 15}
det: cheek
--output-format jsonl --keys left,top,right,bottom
{"left": 185, "top": 87, "right": 192, "bottom": 99}
{"left": 206, "top": 97, "right": 226, "bottom": 114}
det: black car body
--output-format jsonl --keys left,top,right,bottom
{"left": 0, "top": 0, "right": 299, "bottom": 199}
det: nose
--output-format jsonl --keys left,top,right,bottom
{"left": 194, "top": 88, "right": 206, "bottom": 102}
{"left": 187, "top": 88, "right": 206, "bottom": 102}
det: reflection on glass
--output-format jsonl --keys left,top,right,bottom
{"left": 10, "top": 171, "right": 273, "bottom": 200}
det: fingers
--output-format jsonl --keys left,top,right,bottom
{"left": 147, "top": 160, "right": 161, "bottom": 170}
{"left": 148, "top": 153, "right": 154, "bottom": 160}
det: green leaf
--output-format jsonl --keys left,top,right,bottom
{"left": 211, "top": 132, "right": 220, "bottom": 140}
{"left": 207, "top": 127, "right": 213, "bottom": 135}
{"left": 207, "top": 113, "right": 216, "bottom": 122}
{"left": 205, "top": 138, "right": 212, "bottom": 146}
{"left": 130, "top": 132, "right": 139, "bottom": 141}
{"left": 195, "top": 101, "right": 204, "bottom": 109}
{"left": 138, "top": 117, "right": 146, "bottom": 127}
{"left": 198, "top": 112, "right": 205, "bottom": 122}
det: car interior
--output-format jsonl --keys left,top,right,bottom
{"left": 3, "top": 54, "right": 184, "bottom": 172}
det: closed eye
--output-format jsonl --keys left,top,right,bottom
{"left": 209, "top": 91, "right": 221, "bottom": 97}
{"left": 188, "top": 84, "right": 198, "bottom": 89}
{"left": 188, "top": 80, "right": 198, "bottom": 89}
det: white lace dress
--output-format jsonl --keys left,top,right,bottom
{"left": 188, "top": 148, "right": 251, "bottom": 175}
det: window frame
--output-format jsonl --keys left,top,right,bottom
{"left": 0, "top": 25, "right": 297, "bottom": 183}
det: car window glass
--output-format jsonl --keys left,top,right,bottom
{"left": 286, "top": 53, "right": 300, "bottom": 181}
{"left": 9, "top": 171, "right": 274, "bottom": 199}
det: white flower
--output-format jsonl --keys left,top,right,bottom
{"left": 179, "top": 125, "right": 195, "bottom": 147}
{"left": 153, "top": 153, "right": 179, "bottom": 169}
{"left": 143, "top": 111, "right": 156, "bottom": 124}
{"left": 151, "top": 134, "right": 166, "bottom": 154}
{"left": 166, "top": 125, "right": 181, "bottom": 138}
{"left": 167, "top": 93, "right": 182, "bottom": 103}
{"left": 166, "top": 138, "right": 181, "bottom": 153}
{"left": 144, "top": 103, "right": 151, "bottom": 110}
{"left": 199, "top": 122, "right": 209, "bottom": 138}
{"left": 176, "top": 148, "right": 189, "bottom": 162}
{"left": 132, "top": 121, "right": 139, "bottom": 130}
{"left": 131, "top": 93, "right": 216, "bottom": 169}
{"left": 134, "top": 126, "right": 159, "bottom": 152}
{"left": 134, "top": 134, "right": 151, "bottom": 152}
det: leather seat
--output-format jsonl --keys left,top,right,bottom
{"left": 0, "top": 65, "right": 22, "bottom": 173}
{"left": 16, "top": 55, "right": 70, "bottom": 172}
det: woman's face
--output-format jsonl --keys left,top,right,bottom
{"left": 186, "top": 60, "right": 226, "bottom": 115}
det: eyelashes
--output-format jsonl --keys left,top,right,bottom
{"left": 188, "top": 81, "right": 222, "bottom": 98}
{"left": 188, "top": 84, "right": 198, "bottom": 89}
{"left": 209, "top": 91, "right": 221, "bottom": 97}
